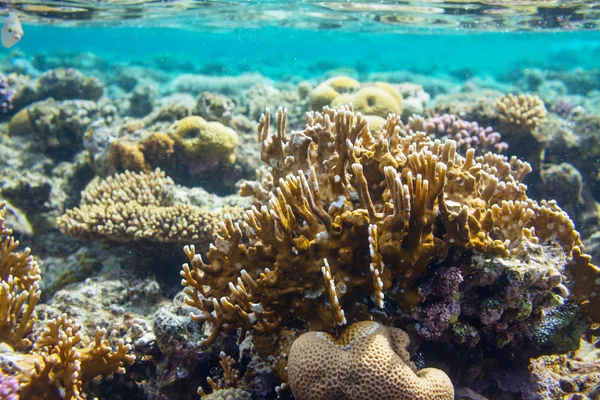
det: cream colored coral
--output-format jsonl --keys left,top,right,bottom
{"left": 287, "top": 321, "right": 454, "bottom": 400}
{"left": 495, "top": 93, "right": 547, "bottom": 133}
{"left": 59, "top": 169, "right": 243, "bottom": 245}
{"left": 5, "top": 314, "right": 135, "bottom": 400}
{"left": 309, "top": 76, "right": 361, "bottom": 110}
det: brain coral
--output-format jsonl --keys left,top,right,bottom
{"left": 168, "top": 115, "right": 238, "bottom": 170}
{"left": 331, "top": 85, "right": 403, "bottom": 118}
{"left": 287, "top": 321, "right": 454, "bottom": 400}
{"left": 309, "top": 76, "right": 361, "bottom": 110}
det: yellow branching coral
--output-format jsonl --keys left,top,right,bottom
{"left": 0, "top": 203, "right": 135, "bottom": 400}
{"left": 3, "top": 314, "right": 135, "bottom": 400}
{"left": 59, "top": 169, "right": 243, "bottom": 245}
{"left": 287, "top": 321, "right": 454, "bottom": 400}
{"left": 180, "top": 106, "right": 598, "bottom": 349}
{"left": 0, "top": 202, "right": 41, "bottom": 349}
{"left": 197, "top": 351, "right": 251, "bottom": 399}
{"left": 495, "top": 93, "right": 547, "bottom": 133}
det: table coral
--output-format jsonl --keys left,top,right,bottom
{"left": 287, "top": 321, "right": 454, "bottom": 400}
{"left": 58, "top": 169, "right": 244, "bottom": 246}
{"left": 180, "top": 105, "right": 599, "bottom": 369}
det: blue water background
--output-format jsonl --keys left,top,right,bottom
{"left": 8, "top": 26, "right": 600, "bottom": 79}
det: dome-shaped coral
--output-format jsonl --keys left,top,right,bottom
{"left": 332, "top": 85, "right": 402, "bottom": 117}
{"left": 202, "top": 388, "right": 251, "bottom": 400}
{"left": 288, "top": 321, "right": 454, "bottom": 400}
{"left": 168, "top": 115, "right": 238, "bottom": 168}
{"left": 309, "top": 76, "right": 360, "bottom": 110}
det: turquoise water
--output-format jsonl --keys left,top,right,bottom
{"left": 12, "top": 26, "right": 600, "bottom": 78}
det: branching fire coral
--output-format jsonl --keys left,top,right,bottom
{"left": 59, "top": 169, "right": 244, "bottom": 246}
{"left": 1, "top": 202, "right": 41, "bottom": 350}
{"left": 0, "top": 202, "right": 135, "bottom": 399}
{"left": 180, "top": 105, "right": 599, "bottom": 351}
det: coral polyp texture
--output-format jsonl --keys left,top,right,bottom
{"left": 407, "top": 113, "right": 508, "bottom": 155}
{"left": 58, "top": 168, "right": 243, "bottom": 246}
{"left": 287, "top": 321, "right": 454, "bottom": 400}
{"left": 0, "top": 202, "right": 135, "bottom": 400}
{"left": 180, "top": 105, "right": 600, "bottom": 360}
{"left": 495, "top": 93, "right": 547, "bottom": 134}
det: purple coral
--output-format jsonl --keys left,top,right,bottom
{"left": 417, "top": 299, "right": 461, "bottom": 341}
{"left": 0, "top": 372, "right": 19, "bottom": 400}
{"left": 424, "top": 114, "right": 508, "bottom": 154}
{"left": 430, "top": 267, "right": 463, "bottom": 297}
{"left": 0, "top": 74, "right": 15, "bottom": 114}
{"left": 550, "top": 98, "right": 577, "bottom": 118}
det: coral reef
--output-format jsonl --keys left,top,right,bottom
{"left": 308, "top": 76, "right": 360, "bottom": 110}
{"left": 0, "top": 202, "right": 42, "bottom": 349}
{"left": 180, "top": 105, "right": 599, "bottom": 376}
{"left": 2, "top": 37, "right": 600, "bottom": 400}
{"left": 287, "top": 321, "right": 454, "bottom": 400}
{"left": 0, "top": 202, "right": 135, "bottom": 399}
{"left": 12, "top": 68, "right": 105, "bottom": 110}
{"left": 58, "top": 169, "right": 245, "bottom": 247}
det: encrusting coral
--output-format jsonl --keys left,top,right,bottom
{"left": 59, "top": 169, "right": 244, "bottom": 246}
{"left": 287, "top": 321, "right": 454, "bottom": 400}
{"left": 181, "top": 105, "right": 599, "bottom": 357}
{"left": 0, "top": 202, "right": 135, "bottom": 399}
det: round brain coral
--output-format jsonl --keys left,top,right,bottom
{"left": 331, "top": 85, "right": 403, "bottom": 118}
{"left": 169, "top": 115, "right": 238, "bottom": 167}
{"left": 287, "top": 321, "right": 454, "bottom": 400}
{"left": 309, "top": 76, "right": 361, "bottom": 110}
